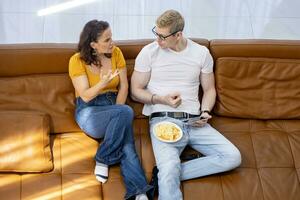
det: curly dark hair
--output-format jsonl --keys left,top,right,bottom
{"left": 77, "top": 20, "right": 111, "bottom": 66}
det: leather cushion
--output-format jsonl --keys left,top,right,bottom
{"left": 0, "top": 110, "right": 53, "bottom": 172}
{"left": 214, "top": 57, "right": 300, "bottom": 119}
{"left": 0, "top": 74, "right": 80, "bottom": 133}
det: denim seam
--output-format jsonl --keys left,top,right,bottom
{"left": 125, "top": 184, "right": 153, "bottom": 199}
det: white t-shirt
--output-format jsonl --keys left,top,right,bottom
{"left": 134, "top": 39, "right": 214, "bottom": 116}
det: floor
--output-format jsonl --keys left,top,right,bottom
{"left": 0, "top": 0, "right": 299, "bottom": 44}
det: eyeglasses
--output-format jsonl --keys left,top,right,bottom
{"left": 152, "top": 26, "right": 182, "bottom": 40}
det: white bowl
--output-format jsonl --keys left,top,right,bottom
{"left": 153, "top": 121, "right": 183, "bottom": 143}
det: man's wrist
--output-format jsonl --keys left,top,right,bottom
{"left": 201, "top": 110, "right": 211, "bottom": 115}
{"left": 151, "top": 94, "right": 157, "bottom": 105}
{"left": 151, "top": 94, "right": 164, "bottom": 105}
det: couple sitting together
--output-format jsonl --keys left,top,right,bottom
{"left": 69, "top": 9, "right": 241, "bottom": 200}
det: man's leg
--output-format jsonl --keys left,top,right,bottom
{"left": 181, "top": 123, "right": 241, "bottom": 181}
{"left": 150, "top": 117, "right": 188, "bottom": 200}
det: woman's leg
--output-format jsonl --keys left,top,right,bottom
{"left": 76, "top": 101, "right": 151, "bottom": 198}
{"left": 75, "top": 104, "right": 135, "bottom": 183}
{"left": 94, "top": 104, "right": 135, "bottom": 165}
{"left": 119, "top": 121, "right": 152, "bottom": 200}
{"left": 76, "top": 104, "right": 134, "bottom": 164}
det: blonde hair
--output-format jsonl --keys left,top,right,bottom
{"left": 156, "top": 10, "right": 184, "bottom": 33}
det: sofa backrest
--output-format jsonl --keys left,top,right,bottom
{"left": 210, "top": 39, "right": 300, "bottom": 119}
{"left": 0, "top": 39, "right": 209, "bottom": 134}
{"left": 0, "top": 44, "right": 77, "bottom": 133}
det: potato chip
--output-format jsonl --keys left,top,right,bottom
{"left": 154, "top": 122, "right": 182, "bottom": 142}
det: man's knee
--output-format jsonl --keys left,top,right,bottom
{"left": 157, "top": 159, "right": 181, "bottom": 181}
{"left": 223, "top": 147, "right": 242, "bottom": 170}
{"left": 232, "top": 148, "right": 242, "bottom": 167}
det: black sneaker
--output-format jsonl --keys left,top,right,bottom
{"left": 147, "top": 166, "right": 159, "bottom": 200}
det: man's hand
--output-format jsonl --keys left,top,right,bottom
{"left": 191, "top": 112, "right": 212, "bottom": 127}
{"left": 161, "top": 92, "right": 182, "bottom": 108}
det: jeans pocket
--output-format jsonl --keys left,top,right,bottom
{"left": 107, "top": 95, "right": 116, "bottom": 105}
{"left": 149, "top": 116, "right": 167, "bottom": 125}
{"left": 150, "top": 117, "right": 166, "bottom": 133}
{"left": 94, "top": 92, "right": 117, "bottom": 106}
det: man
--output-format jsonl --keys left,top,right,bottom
{"left": 131, "top": 10, "right": 241, "bottom": 200}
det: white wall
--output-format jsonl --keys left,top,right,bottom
{"left": 0, "top": 0, "right": 299, "bottom": 44}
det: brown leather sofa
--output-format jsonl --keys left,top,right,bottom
{"left": 0, "top": 39, "right": 300, "bottom": 200}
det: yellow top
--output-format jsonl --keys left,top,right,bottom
{"left": 68, "top": 46, "right": 126, "bottom": 97}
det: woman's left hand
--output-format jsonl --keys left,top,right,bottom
{"left": 100, "top": 69, "right": 120, "bottom": 86}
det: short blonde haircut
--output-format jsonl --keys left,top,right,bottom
{"left": 156, "top": 10, "right": 184, "bottom": 33}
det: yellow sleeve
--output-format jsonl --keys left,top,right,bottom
{"left": 115, "top": 47, "right": 126, "bottom": 69}
{"left": 68, "top": 53, "right": 86, "bottom": 78}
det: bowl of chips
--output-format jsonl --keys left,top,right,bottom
{"left": 153, "top": 121, "right": 183, "bottom": 143}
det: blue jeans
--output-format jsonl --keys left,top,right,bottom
{"left": 75, "top": 92, "right": 152, "bottom": 199}
{"left": 150, "top": 116, "right": 242, "bottom": 200}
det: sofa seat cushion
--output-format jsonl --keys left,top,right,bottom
{"left": 60, "top": 132, "right": 98, "bottom": 174}
{"left": 210, "top": 116, "right": 300, "bottom": 168}
{"left": 0, "top": 110, "right": 53, "bottom": 172}
{"left": 208, "top": 116, "right": 300, "bottom": 199}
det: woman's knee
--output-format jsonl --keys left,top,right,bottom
{"left": 118, "top": 105, "right": 134, "bottom": 121}
{"left": 75, "top": 107, "right": 94, "bottom": 128}
{"left": 75, "top": 107, "right": 106, "bottom": 138}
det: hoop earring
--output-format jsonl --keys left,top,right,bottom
{"left": 92, "top": 48, "right": 98, "bottom": 56}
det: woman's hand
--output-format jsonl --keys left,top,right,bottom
{"left": 100, "top": 69, "right": 120, "bottom": 86}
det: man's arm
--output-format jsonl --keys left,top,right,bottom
{"left": 130, "top": 70, "right": 153, "bottom": 104}
{"left": 200, "top": 72, "right": 216, "bottom": 112}
{"left": 131, "top": 70, "right": 181, "bottom": 107}
{"left": 191, "top": 72, "right": 216, "bottom": 127}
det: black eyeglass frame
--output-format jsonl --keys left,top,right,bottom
{"left": 152, "top": 26, "right": 182, "bottom": 40}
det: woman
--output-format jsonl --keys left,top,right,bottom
{"left": 69, "top": 20, "right": 151, "bottom": 200}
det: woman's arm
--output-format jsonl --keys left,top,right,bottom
{"left": 116, "top": 68, "right": 128, "bottom": 104}
{"left": 71, "top": 70, "right": 119, "bottom": 103}
{"left": 71, "top": 75, "right": 105, "bottom": 103}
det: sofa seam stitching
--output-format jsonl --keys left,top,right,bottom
{"left": 218, "top": 175, "right": 225, "bottom": 200}
{"left": 249, "top": 119, "right": 266, "bottom": 200}
{"left": 282, "top": 120, "right": 300, "bottom": 188}
{"left": 59, "top": 135, "right": 63, "bottom": 200}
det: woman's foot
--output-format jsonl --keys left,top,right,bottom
{"left": 135, "top": 193, "right": 148, "bottom": 200}
{"left": 94, "top": 162, "right": 108, "bottom": 183}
